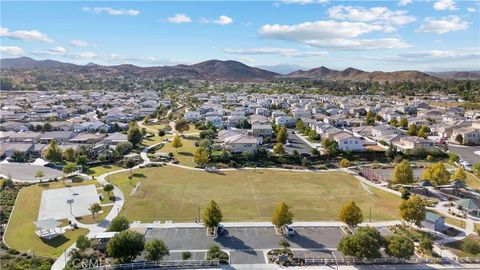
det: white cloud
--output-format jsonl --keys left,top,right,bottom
{"left": 77, "top": 52, "right": 97, "bottom": 59}
{"left": 363, "top": 48, "right": 480, "bottom": 63}
{"left": 417, "top": 16, "right": 469, "bottom": 34}
{"left": 327, "top": 6, "right": 416, "bottom": 27}
{"left": 280, "top": 0, "right": 328, "bottom": 4}
{"left": 49, "top": 46, "right": 67, "bottom": 54}
{"left": 82, "top": 7, "right": 140, "bottom": 16}
{"left": 224, "top": 47, "right": 328, "bottom": 57}
{"left": 166, "top": 13, "right": 192, "bottom": 23}
{"left": 398, "top": 0, "right": 413, "bottom": 6}
{"left": 213, "top": 15, "right": 233, "bottom": 25}
{"left": 0, "top": 27, "right": 53, "bottom": 42}
{"left": 433, "top": 0, "right": 458, "bottom": 11}
{"left": 258, "top": 20, "right": 410, "bottom": 49}
{"left": 69, "top": 40, "right": 89, "bottom": 47}
{"left": 0, "top": 46, "right": 24, "bottom": 55}
{"left": 467, "top": 7, "right": 477, "bottom": 13}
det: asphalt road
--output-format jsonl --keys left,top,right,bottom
{"left": 0, "top": 163, "right": 63, "bottom": 181}
{"left": 448, "top": 144, "right": 480, "bottom": 165}
{"left": 285, "top": 129, "right": 313, "bottom": 155}
{"left": 144, "top": 226, "right": 345, "bottom": 264}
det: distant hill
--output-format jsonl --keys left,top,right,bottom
{"left": 2, "top": 57, "right": 477, "bottom": 82}
{"left": 0, "top": 56, "right": 77, "bottom": 69}
{"left": 286, "top": 66, "right": 436, "bottom": 82}
{"left": 257, "top": 64, "right": 308, "bottom": 75}
{"left": 426, "top": 71, "right": 480, "bottom": 80}
{"left": 0, "top": 57, "right": 278, "bottom": 81}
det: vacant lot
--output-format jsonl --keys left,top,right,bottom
{"left": 4, "top": 181, "right": 92, "bottom": 257}
{"left": 109, "top": 166, "right": 401, "bottom": 222}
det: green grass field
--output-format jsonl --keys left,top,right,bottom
{"left": 155, "top": 134, "right": 199, "bottom": 167}
{"left": 87, "top": 165, "right": 124, "bottom": 177}
{"left": 109, "top": 166, "right": 401, "bottom": 222}
{"left": 4, "top": 181, "right": 92, "bottom": 257}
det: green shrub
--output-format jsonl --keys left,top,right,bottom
{"left": 463, "top": 239, "right": 480, "bottom": 254}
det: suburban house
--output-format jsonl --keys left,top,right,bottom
{"left": 371, "top": 125, "right": 402, "bottom": 139}
{"left": 451, "top": 127, "right": 480, "bottom": 145}
{"left": 393, "top": 136, "right": 435, "bottom": 152}
{"left": 333, "top": 132, "right": 364, "bottom": 151}
{"left": 184, "top": 111, "right": 201, "bottom": 122}
{"left": 251, "top": 124, "right": 273, "bottom": 138}
{"left": 218, "top": 130, "right": 260, "bottom": 154}
{"left": 205, "top": 116, "right": 223, "bottom": 129}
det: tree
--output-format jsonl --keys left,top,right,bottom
{"left": 175, "top": 119, "right": 190, "bottom": 135}
{"left": 127, "top": 123, "right": 143, "bottom": 146}
{"left": 45, "top": 140, "right": 63, "bottom": 163}
{"left": 34, "top": 170, "right": 45, "bottom": 182}
{"left": 337, "top": 226, "right": 384, "bottom": 259}
{"left": 108, "top": 216, "right": 130, "bottom": 232}
{"left": 158, "top": 129, "right": 166, "bottom": 139}
{"left": 11, "top": 150, "right": 26, "bottom": 162}
{"left": 182, "top": 251, "right": 192, "bottom": 260}
{"left": 385, "top": 235, "right": 415, "bottom": 259}
{"left": 339, "top": 158, "right": 351, "bottom": 168}
{"left": 75, "top": 155, "right": 89, "bottom": 171}
{"left": 295, "top": 119, "right": 304, "bottom": 131}
{"left": 63, "top": 162, "right": 78, "bottom": 176}
{"left": 392, "top": 160, "right": 414, "bottom": 184}
{"left": 194, "top": 147, "right": 210, "bottom": 167}
{"left": 399, "top": 118, "right": 409, "bottom": 129}
{"left": 273, "top": 143, "right": 285, "bottom": 155}
{"left": 89, "top": 202, "right": 102, "bottom": 219}
{"left": 400, "top": 186, "right": 411, "bottom": 200}
{"left": 203, "top": 200, "right": 223, "bottom": 229}
{"left": 115, "top": 141, "right": 133, "bottom": 155}
{"left": 452, "top": 167, "right": 467, "bottom": 182}
{"left": 448, "top": 152, "right": 459, "bottom": 164}
{"left": 171, "top": 135, "right": 183, "bottom": 152}
{"left": 399, "top": 195, "right": 426, "bottom": 227}
{"left": 124, "top": 158, "right": 136, "bottom": 173}
{"left": 419, "top": 235, "right": 433, "bottom": 253}
{"left": 365, "top": 111, "right": 375, "bottom": 126}
{"left": 417, "top": 126, "right": 430, "bottom": 139}
{"left": 339, "top": 201, "right": 363, "bottom": 228}
{"left": 107, "top": 230, "right": 145, "bottom": 263}
{"left": 103, "top": 184, "right": 114, "bottom": 198}
{"left": 389, "top": 119, "right": 399, "bottom": 127}
{"left": 76, "top": 235, "right": 91, "bottom": 251}
{"left": 407, "top": 124, "right": 418, "bottom": 136}
{"left": 422, "top": 162, "right": 450, "bottom": 185}
{"left": 145, "top": 239, "right": 169, "bottom": 262}
{"left": 455, "top": 134, "right": 464, "bottom": 144}
{"left": 144, "top": 115, "right": 150, "bottom": 124}
{"left": 276, "top": 127, "right": 288, "bottom": 144}
{"left": 63, "top": 147, "right": 76, "bottom": 162}
{"left": 271, "top": 202, "right": 293, "bottom": 229}
{"left": 322, "top": 138, "right": 338, "bottom": 156}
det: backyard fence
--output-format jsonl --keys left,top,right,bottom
{"left": 304, "top": 257, "right": 448, "bottom": 265}
{"left": 82, "top": 260, "right": 220, "bottom": 270}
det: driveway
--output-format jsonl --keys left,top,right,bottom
{"left": 448, "top": 144, "right": 480, "bottom": 165}
{"left": 285, "top": 129, "right": 313, "bottom": 154}
{"left": 144, "top": 226, "right": 345, "bottom": 264}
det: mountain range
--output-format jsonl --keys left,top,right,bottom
{"left": 1, "top": 57, "right": 478, "bottom": 82}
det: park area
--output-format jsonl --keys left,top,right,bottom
{"left": 3, "top": 180, "right": 110, "bottom": 257}
{"left": 109, "top": 166, "right": 401, "bottom": 222}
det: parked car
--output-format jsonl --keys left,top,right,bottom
{"left": 283, "top": 225, "right": 295, "bottom": 236}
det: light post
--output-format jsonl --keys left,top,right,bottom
{"left": 330, "top": 251, "right": 338, "bottom": 270}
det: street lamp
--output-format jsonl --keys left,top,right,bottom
{"left": 330, "top": 251, "right": 338, "bottom": 270}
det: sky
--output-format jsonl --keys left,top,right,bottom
{"left": 1, "top": 0, "right": 479, "bottom": 72}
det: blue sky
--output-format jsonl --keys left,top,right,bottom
{"left": 1, "top": 0, "right": 479, "bottom": 71}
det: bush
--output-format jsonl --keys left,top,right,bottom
{"left": 463, "top": 239, "right": 480, "bottom": 254}
{"left": 207, "top": 245, "right": 229, "bottom": 264}
{"left": 182, "top": 251, "right": 192, "bottom": 260}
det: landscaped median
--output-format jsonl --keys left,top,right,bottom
{"left": 3, "top": 180, "right": 99, "bottom": 257}
{"left": 109, "top": 166, "right": 402, "bottom": 222}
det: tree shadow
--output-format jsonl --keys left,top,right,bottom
{"left": 132, "top": 173, "right": 146, "bottom": 178}
{"left": 214, "top": 234, "right": 256, "bottom": 255}
{"left": 179, "top": 152, "right": 193, "bottom": 157}
{"left": 287, "top": 233, "right": 326, "bottom": 249}
{"left": 206, "top": 170, "right": 226, "bottom": 175}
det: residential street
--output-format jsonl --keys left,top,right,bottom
{"left": 447, "top": 144, "right": 480, "bottom": 165}
{"left": 284, "top": 129, "right": 314, "bottom": 154}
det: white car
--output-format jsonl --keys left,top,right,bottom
{"left": 283, "top": 225, "right": 295, "bottom": 236}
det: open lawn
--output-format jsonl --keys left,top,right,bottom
{"left": 77, "top": 205, "right": 113, "bottom": 224}
{"left": 4, "top": 181, "right": 92, "bottom": 257}
{"left": 155, "top": 134, "right": 199, "bottom": 167}
{"left": 86, "top": 165, "right": 124, "bottom": 177}
{"left": 109, "top": 166, "right": 402, "bottom": 222}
